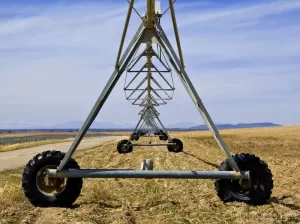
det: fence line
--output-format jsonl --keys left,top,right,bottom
{"left": 0, "top": 133, "right": 111, "bottom": 146}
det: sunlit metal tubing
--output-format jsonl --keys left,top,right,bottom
{"left": 128, "top": 104, "right": 171, "bottom": 141}
{"left": 47, "top": 169, "right": 250, "bottom": 180}
{"left": 57, "top": 27, "right": 144, "bottom": 171}
{"left": 132, "top": 143, "right": 175, "bottom": 146}
{"left": 127, "top": 71, "right": 171, "bottom": 73}
{"left": 115, "top": 0, "right": 135, "bottom": 68}
{"left": 146, "top": 0, "right": 155, "bottom": 29}
{"left": 153, "top": 21, "right": 240, "bottom": 172}
{"left": 162, "top": 0, "right": 177, "bottom": 16}
{"left": 57, "top": 0, "right": 242, "bottom": 174}
{"left": 147, "top": 43, "right": 152, "bottom": 104}
{"left": 168, "top": 0, "right": 184, "bottom": 73}
{"left": 124, "top": 44, "right": 175, "bottom": 105}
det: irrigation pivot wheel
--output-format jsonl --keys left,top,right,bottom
{"left": 130, "top": 133, "right": 135, "bottom": 141}
{"left": 138, "top": 131, "right": 146, "bottom": 136}
{"left": 130, "top": 133, "right": 139, "bottom": 141}
{"left": 19, "top": 0, "right": 273, "bottom": 208}
{"left": 117, "top": 139, "right": 133, "bottom": 154}
{"left": 134, "top": 134, "right": 140, "bottom": 141}
{"left": 167, "top": 138, "right": 183, "bottom": 153}
{"left": 215, "top": 153, "right": 273, "bottom": 205}
{"left": 159, "top": 133, "right": 168, "bottom": 141}
{"left": 22, "top": 151, "right": 82, "bottom": 207}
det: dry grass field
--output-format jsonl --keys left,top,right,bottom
{"left": 0, "top": 132, "right": 113, "bottom": 139}
{"left": 0, "top": 126, "right": 300, "bottom": 224}
{"left": 0, "top": 132, "right": 118, "bottom": 152}
{"left": 0, "top": 139, "right": 74, "bottom": 153}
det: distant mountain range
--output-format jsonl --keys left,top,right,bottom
{"left": 50, "top": 121, "right": 202, "bottom": 129}
{"left": 50, "top": 121, "right": 133, "bottom": 129}
{"left": 0, "top": 121, "right": 281, "bottom": 130}
{"left": 189, "top": 122, "right": 281, "bottom": 130}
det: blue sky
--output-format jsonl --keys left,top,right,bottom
{"left": 0, "top": 0, "right": 300, "bottom": 128}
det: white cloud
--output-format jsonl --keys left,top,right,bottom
{"left": 175, "top": 0, "right": 300, "bottom": 28}
{"left": 0, "top": 0, "right": 299, "bottom": 126}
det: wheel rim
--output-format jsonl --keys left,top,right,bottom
{"left": 230, "top": 173, "right": 259, "bottom": 199}
{"left": 170, "top": 140, "right": 181, "bottom": 152}
{"left": 121, "top": 142, "right": 131, "bottom": 152}
{"left": 173, "top": 144, "right": 180, "bottom": 151}
{"left": 36, "top": 165, "right": 67, "bottom": 196}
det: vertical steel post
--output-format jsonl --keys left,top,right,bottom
{"left": 146, "top": 43, "right": 152, "bottom": 105}
{"left": 56, "top": 0, "right": 240, "bottom": 173}
{"left": 146, "top": 0, "right": 155, "bottom": 29}
{"left": 115, "top": 0, "right": 135, "bottom": 68}
{"left": 168, "top": 0, "right": 185, "bottom": 73}
{"left": 128, "top": 109, "right": 147, "bottom": 141}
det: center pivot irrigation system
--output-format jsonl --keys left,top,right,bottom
{"left": 22, "top": 0, "right": 273, "bottom": 207}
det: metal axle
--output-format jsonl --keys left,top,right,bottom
{"left": 47, "top": 169, "right": 250, "bottom": 180}
{"left": 56, "top": 0, "right": 242, "bottom": 174}
{"left": 132, "top": 143, "right": 175, "bottom": 146}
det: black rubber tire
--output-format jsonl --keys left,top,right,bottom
{"left": 130, "top": 133, "right": 135, "bottom": 141}
{"left": 22, "top": 150, "right": 82, "bottom": 207}
{"left": 215, "top": 153, "right": 273, "bottom": 205}
{"left": 159, "top": 133, "right": 168, "bottom": 141}
{"left": 167, "top": 138, "right": 183, "bottom": 153}
{"left": 117, "top": 139, "right": 133, "bottom": 154}
{"left": 134, "top": 134, "right": 139, "bottom": 141}
{"left": 138, "top": 131, "right": 145, "bottom": 136}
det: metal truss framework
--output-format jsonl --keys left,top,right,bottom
{"left": 129, "top": 105, "right": 170, "bottom": 142}
{"left": 50, "top": 0, "right": 247, "bottom": 180}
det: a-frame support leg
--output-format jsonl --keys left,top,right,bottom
{"left": 58, "top": 25, "right": 144, "bottom": 171}
{"left": 151, "top": 108, "right": 172, "bottom": 140}
{"left": 128, "top": 109, "right": 148, "bottom": 141}
{"left": 154, "top": 22, "right": 240, "bottom": 172}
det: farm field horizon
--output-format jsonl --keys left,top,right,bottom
{"left": 0, "top": 131, "right": 121, "bottom": 153}
{"left": 0, "top": 126, "right": 299, "bottom": 223}
{"left": 0, "top": 126, "right": 292, "bottom": 153}
{"left": 1, "top": 0, "right": 300, "bottom": 223}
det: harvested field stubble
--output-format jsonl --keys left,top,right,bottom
{"left": 0, "top": 132, "right": 116, "bottom": 152}
{"left": 0, "top": 126, "right": 300, "bottom": 224}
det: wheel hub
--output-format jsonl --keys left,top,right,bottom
{"left": 123, "top": 144, "right": 129, "bottom": 150}
{"left": 36, "top": 165, "right": 67, "bottom": 196}
{"left": 239, "top": 178, "right": 252, "bottom": 190}
{"left": 169, "top": 142, "right": 178, "bottom": 150}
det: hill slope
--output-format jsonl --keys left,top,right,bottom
{"left": 189, "top": 122, "right": 281, "bottom": 130}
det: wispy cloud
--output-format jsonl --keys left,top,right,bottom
{"left": 0, "top": 0, "right": 299, "bottom": 126}
{"left": 175, "top": 0, "right": 300, "bottom": 27}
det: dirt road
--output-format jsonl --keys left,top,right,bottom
{"left": 0, "top": 136, "right": 121, "bottom": 172}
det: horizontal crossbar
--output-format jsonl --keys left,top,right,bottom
{"left": 124, "top": 89, "right": 174, "bottom": 91}
{"left": 47, "top": 169, "right": 250, "bottom": 180}
{"left": 127, "top": 71, "right": 171, "bottom": 73}
{"left": 132, "top": 143, "right": 174, "bottom": 146}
